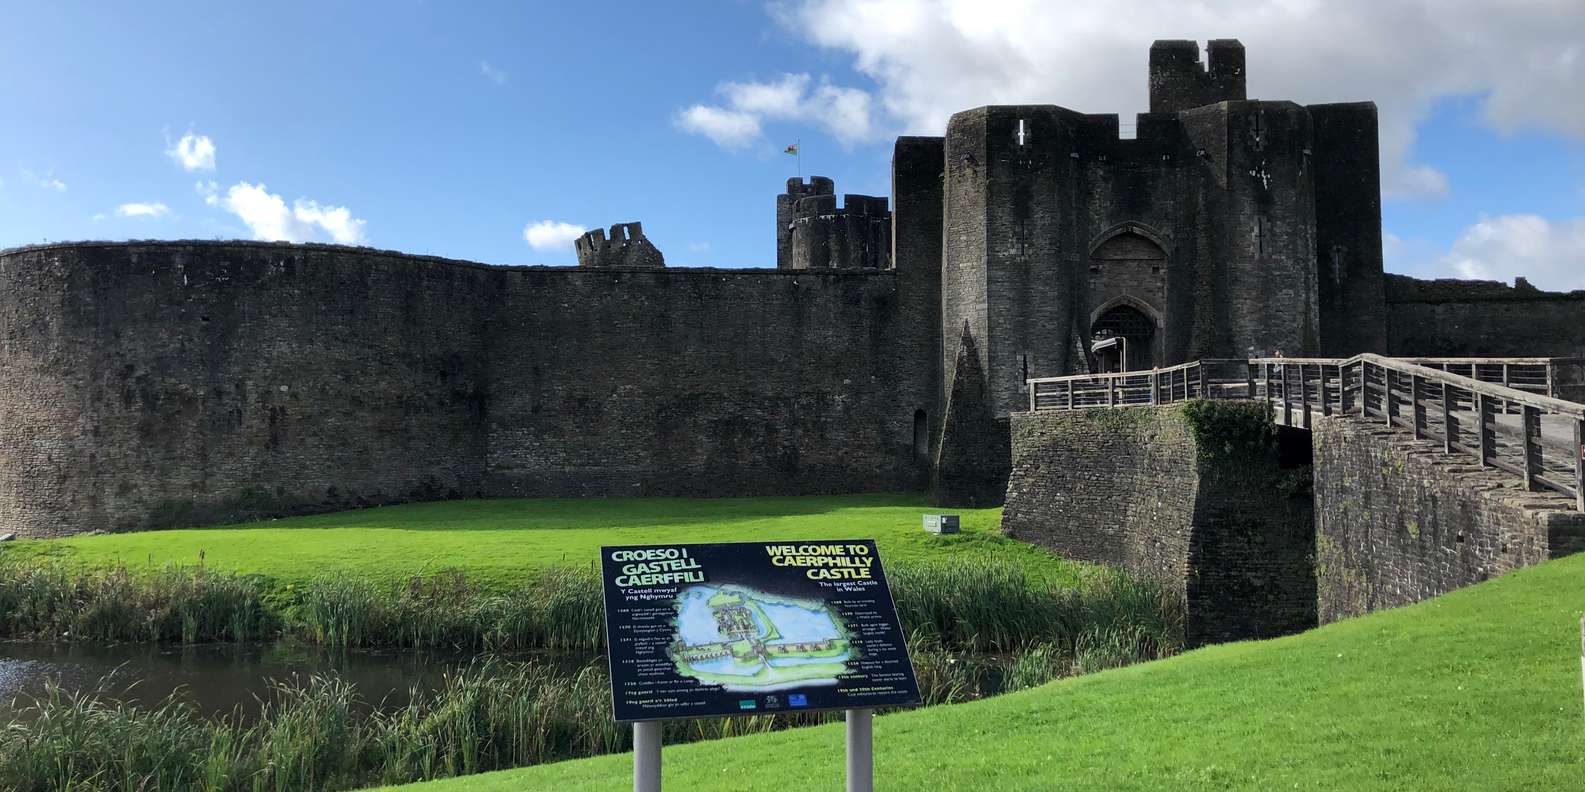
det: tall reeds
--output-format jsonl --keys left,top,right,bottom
{"left": 0, "top": 562, "right": 275, "bottom": 643}
{"left": 0, "top": 557, "right": 1187, "bottom": 791}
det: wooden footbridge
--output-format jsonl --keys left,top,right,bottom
{"left": 1026, "top": 354, "right": 1585, "bottom": 511}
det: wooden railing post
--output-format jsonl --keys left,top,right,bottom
{"left": 1066, "top": 381, "right": 1074, "bottom": 411}
{"left": 1411, "top": 375, "right": 1426, "bottom": 440}
{"left": 1246, "top": 363, "right": 1256, "bottom": 401}
{"left": 1149, "top": 369, "right": 1158, "bottom": 405}
{"left": 1263, "top": 363, "right": 1273, "bottom": 410}
{"left": 1301, "top": 363, "right": 1313, "bottom": 428}
{"left": 1384, "top": 368, "right": 1398, "bottom": 427}
{"left": 1107, "top": 376, "right": 1115, "bottom": 407}
{"left": 1442, "top": 384, "right": 1458, "bottom": 454}
{"left": 1522, "top": 405, "right": 1543, "bottom": 491}
{"left": 1196, "top": 364, "right": 1207, "bottom": 400}
{"left": 1028, "top": 381, "right": 1037, "bottom": 412}
{"left": 1282, "top": 364, "right": 1293, "bottom": 426}
{"left": 1340, "top": 363, "right": 1353, "bottom": 415}
{"left": 1360, "top": 362, "right": 1373, "bottom": 418}
{"left": 1574, "top": 418, "right": 1585, "bottom": 512}
{"left": 1477, "top": 394, "right": 1495, "bottom": 467}
{"left": 1319, "top": 365, "right": 1332, "bottom": 417}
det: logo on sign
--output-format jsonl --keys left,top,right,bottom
{"left": 764, "top": 695, "right": 781, "bottom": 709}
{"left": 738, "top": 699, "right": 757, "bottom": 710}
{"left": 788, "top": 693, "right": 808, "bottom": 707}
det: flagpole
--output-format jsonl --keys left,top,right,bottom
{"left": 797, "top": 138, "right": 802, "bottom": 178}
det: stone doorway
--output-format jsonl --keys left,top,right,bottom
{"left": 1091, "top": 303, "right": 1156, "bottom": 372}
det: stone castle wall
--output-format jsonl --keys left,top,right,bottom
{"left": 1312, "top": 416, "right": 1585, "bottom": 623}
{"left": 1002, "top": 404, "right": 1316, "bottom": 645}
{"left": 0, "top": 241, "right": 932, "bottom": 535}
{"left": 1384, "top": 274, "right": 1585, "bottom": 357}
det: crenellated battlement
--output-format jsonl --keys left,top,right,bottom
{"left": 574, "top": 222, "right": 665, "bottom": 269}
{"left": 1149, "top": 38, "right": 1246, "bottom": 114}
{"left": 776, "top": 177, "right": 891, "bottom": 270}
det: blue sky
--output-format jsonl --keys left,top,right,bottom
{"left": 2, "top": 1, "right": 1583, "bottom": 289}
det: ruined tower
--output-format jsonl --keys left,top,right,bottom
{"left": 574, "top": 222, "right": 665, "bottom": 269}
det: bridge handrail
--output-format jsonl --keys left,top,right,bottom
{"left": 1028, "top": 354, "right": 1585, "bottom": 416}
{"left": 1025, "top": 353, "right": 1585, "bottom": 511}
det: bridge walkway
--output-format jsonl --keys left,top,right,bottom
{"left": 1026, "top": 354, "right": 1585, "bottom": 512}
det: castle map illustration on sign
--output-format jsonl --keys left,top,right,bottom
{"left": 669, "top": 584, "right": 854, "bottom": 691}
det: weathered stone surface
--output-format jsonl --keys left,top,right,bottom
{"left": 932, "top": 82, "right": 1358, "bottom": 419}
{"left": 777, "top": 178, "right": 891, "bottom": 270}
{"left": 1003, "top": 404, "right": 1316, "bottom": 645}
{"left": 931, "top": 323, "right": 1008, "bottom": 507}
{"left": 1313, "top": 416, "right": 1585, "bottom": 623}
{"left": 0, "top": 241, "right": 934, "bottom": 536}
{"left": 574, "top": 223, "right": 664, "bottom": 269}
{"left": 1384, "top": 274, "right": 1585, "bottom": 358}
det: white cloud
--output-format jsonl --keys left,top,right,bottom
{"left": 676, "top": 105, "right": 763, "bottom": 149}
{"left": 195, "top": 180, "right": 219, "bottom": 206}
{"left": 721, "top": 74, "right": 810, "bottom": 117}
{"left": 221, "top": 182, "right": 366, "bottom": 244}
{"left": 677, "top": 72, "right": 881, "bottom": 150}
{"left": 766, "top": 0, "right": 1585, "bottom": 198}
{"left": 479, "top": 60, "right": 508, "bottom": 85}
{"left": 22, "top": 168, "right": 67, "bottom": 192}
{"left": 167, "top": 133, "right": 216, "bottom": 172}
{"left": 115, "top": 202, "right": 171, "bottom": 218}
{"left": 522, "top": 220, "right": 587, "bottom": 251}
{"left": 1440, "top": 214, "right": 1585, "bottom": 291}
{"left": 687, "top": 241, "right": 711, "bottom": 253}
{"left": 1386, "top": 165, "right": 1450, "bottom": 200}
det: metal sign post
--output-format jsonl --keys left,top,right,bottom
{"left": 846, "top": 708, "right": 874, "bottom": 792}
{"left": 634, "top": 721, "right": 661, "bottom": 792}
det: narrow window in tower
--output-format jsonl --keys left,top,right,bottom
{"left": 912, "top": 409, "right": 928, "bottom": 461}
{"left": 1016, "top": 119, "right": 1027, "bottom": 147}
{"left": 1016, "top": 220, "right": 1026, "bottom": 257}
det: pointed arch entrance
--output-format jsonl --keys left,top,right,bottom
{"left": 1086, "top": 224, "right": 1169, "bottom": 372}
{"left": 1090, "top": 297, "right": 1161, "bottom": 372}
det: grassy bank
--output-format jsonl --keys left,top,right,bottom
{"left": 0, "top": 566, "right": 1181, "bottom": 790}
{"left": 374, "top": 551, "right": 1585, "bottom": 792}
{"left": 0, "top": 632, "right": 1163, "bottom": 792}
{"left": 3, "top": 494, "right": 1069, "bottom": 590}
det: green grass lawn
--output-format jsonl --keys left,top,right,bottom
{"left": 373, "top": 551, "right": 1585, "bottom": 792}
{"left": 4, "top": 494, "right": 1080, "bottom": 589}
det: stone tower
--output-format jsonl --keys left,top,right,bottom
{"left": 776, "top": 177, "right": 892, "bottom": 270}
{"left": 920, "top": 39, "right": 1384, "bottom": 421}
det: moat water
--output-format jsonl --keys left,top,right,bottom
{"left": 0, "top": 641, "right": 595, "bottom": 721}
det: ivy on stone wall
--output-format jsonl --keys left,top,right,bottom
{"left": 1178, "top": 400, "right": 1311, "bottom": 499}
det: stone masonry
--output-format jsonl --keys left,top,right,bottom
{"left": 574, "top": 222, "right": 664, "bottom": 268}
{"left": 1003, "top": 404, "right": 1316, "bottom": 644}
{"left": 1312, "top": 415, "right": 1585, "bottom": 622}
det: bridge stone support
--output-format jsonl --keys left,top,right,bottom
{"left": 1313, "top": 416, "right": 1585, "bottom": 623}
{"left": 1002, "top": 403, "right": 1315, "bottom": 645}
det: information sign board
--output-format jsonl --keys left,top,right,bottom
{"left": 600, "top": 539, "right": 921, "bottom": 722}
